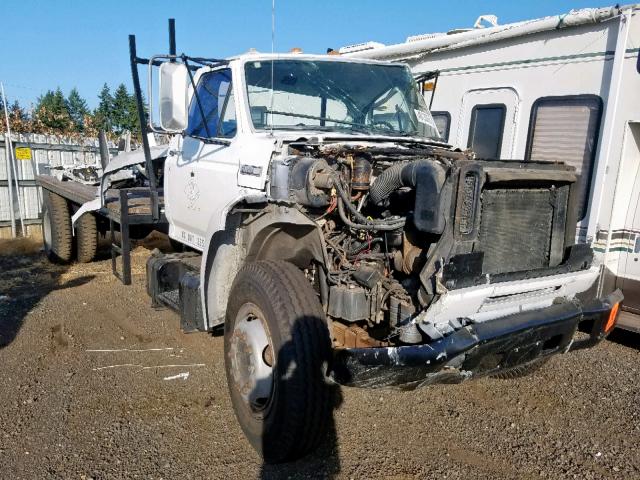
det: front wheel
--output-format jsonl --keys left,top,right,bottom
{"left": 224, "top": 260, "right": 333, "bottom": 463}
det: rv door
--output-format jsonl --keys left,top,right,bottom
{"left": 457, "top": 87, "right": 520, "bottom": 160}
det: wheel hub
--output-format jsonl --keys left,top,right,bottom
{"left": 228, "top": 303, "right": 274, "bottom": 412}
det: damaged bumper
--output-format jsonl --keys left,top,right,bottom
{"left": 330, "top": 290, "right": 623, "bottom": 389}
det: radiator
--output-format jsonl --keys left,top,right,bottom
{"left": 478, "top": 188, "right": 555, "bottom": 275}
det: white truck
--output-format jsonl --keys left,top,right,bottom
{"left": 37, "top": 22, "right": 622, "bottom": 462}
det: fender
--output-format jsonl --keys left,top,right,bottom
{"left": 200, "top": 203, "right": 328, "bottom": 329}
{"left": 199, "top": 193, "right": 251, "bottom": 331}
{"left": 243, "top": 205, "right": 328, "bottom": 267}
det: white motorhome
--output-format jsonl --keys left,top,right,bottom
{"left": 346, "top": 5, "right": 640, "bottom": 332}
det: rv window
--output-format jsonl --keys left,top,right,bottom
{"left": 431, "top": 111, "right": 451, "bottom": 142}
{"left": 526, "top": 96, "right": 602, "bottom": 220}
{"left": 467, "top": 104, "right": 506, "bottom": 159}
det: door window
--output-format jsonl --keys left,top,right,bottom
{"left": 186, "top": 69, "right": 236, "bottom": 138}
{"left": 467, "top": 104, "right": 506, "bottom": 159}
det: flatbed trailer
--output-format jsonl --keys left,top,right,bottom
{"left": 37, "top": 174, "right": 168, "bottom": 284}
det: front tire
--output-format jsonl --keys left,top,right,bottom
{"left": 224, "top": 260, "right": 333, "bottom": 463}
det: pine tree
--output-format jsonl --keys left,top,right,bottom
{"left": 94, "top": 83, "right": 114, "bottom": 132}
{"left": 35, "top": 87, "right": 73, "bottom": 132}
{"left": 129, "top": 90, "right": 147, "bottom": 140}
{"left": 66, "top": 88, "right": 89, "bottom": 132}
{"left": 8, "top": 100, "right": 31, "bottom": 132}
{"left": 112, "top": 83, "right": 131, "bottom": 134}
{"left": 9, "top": 100, "right": 20, "bottom": 116}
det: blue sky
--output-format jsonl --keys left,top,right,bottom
{"left": 0, "top": 0, "right": 612, "bottom": 109}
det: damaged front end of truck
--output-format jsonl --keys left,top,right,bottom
{"left": 265, "top": 138, "right": 622, "bottom": 389}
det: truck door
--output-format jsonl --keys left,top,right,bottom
{"left": 456, "top": 87, "right": 520, "bottom": 159}
{"left": 164, "top": 67, "right": 239, "bottom": 250}
{"left": 616, "top": 122, "right": 640, "bottom": 313}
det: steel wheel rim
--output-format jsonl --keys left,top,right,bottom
{"left": 229, "top": 303, "right": 274, "bottom": 413}
{"left": 43, "top": 207, "right": 52, "bottom": 252}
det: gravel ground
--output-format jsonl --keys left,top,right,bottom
{"left": 0, "top": 239, "right": 639, "bottom": 479}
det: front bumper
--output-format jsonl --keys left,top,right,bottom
{"left": 330, "top": 290, "right": 623, "bottom": 389}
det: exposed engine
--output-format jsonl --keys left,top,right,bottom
{"left": 268, "top": 140, "right": 587, "bottom": 349}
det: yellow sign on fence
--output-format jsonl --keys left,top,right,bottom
{"left": 15, "top": 147, "right": 32, "bottom": 160}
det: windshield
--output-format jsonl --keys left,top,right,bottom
{"left": 244, "top": 59, "right": 441, "bottom": 140}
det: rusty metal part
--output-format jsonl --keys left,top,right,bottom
{"left": 402, "top": 231, "right": 423, "bottom": 274}
{"left": 262, "top": 344, "right": 274, "bottom": 367}
{"left": 332, "top": 321, "right": 385, "bottom": 348}
{"left": 351, "top": 156, "right": 372, "bottom": 191}
{"left": 315, "top": 143, "right": 471, "bottom": 163}
{"left": 392, "top": 250, "right": 404, "bottom": 272}
{"left": 312, "top": 170, "right": 334, "bottom": 189}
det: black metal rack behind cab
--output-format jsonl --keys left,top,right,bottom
{"left": 128, "top": 19, "right": 228, "bottom": 222}
{"left": 105, "top": 19, "right": 226, "bottom": 285}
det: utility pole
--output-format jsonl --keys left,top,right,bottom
{"left": 1, "top": 82, "right": 17, "bottom": 237}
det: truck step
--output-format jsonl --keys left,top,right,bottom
{"left": 146, "top": 251, "right": 206, "bottom": 333}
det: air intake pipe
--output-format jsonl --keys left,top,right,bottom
{"left": 369, "top": 160, "right": 448, "bottom": 234}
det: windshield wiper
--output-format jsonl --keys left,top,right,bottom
{"left": 188, "top": 134, "right": 231, "bottom": 146}
{"left": 269, "top": 125, "right": 359, "bottom": 133}
{"left": 263, "top": 110, "right": 410, "bottom": 137}
{"left": 264, "top": 110, "right": 362, "bottom": 128}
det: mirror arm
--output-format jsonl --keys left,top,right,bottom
{"left": 135, "top": 56, "right": 166, "bottom": 67}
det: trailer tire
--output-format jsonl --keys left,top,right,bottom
{"left": 76, "top": 213, "right": 98, "bottom": 263}
{"left": 491, "top": 357, "right": 550, "bottom": 380}
{"left": 224, "top": 260, "right": 333, "bottom": 463}
{"left": 42, "top": 190, "right": 73, "bottom": 263}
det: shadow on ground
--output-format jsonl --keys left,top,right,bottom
{"left": 0, "top": 229, "right": 182, "bottom": 349}
{"left": 607, "top": 327, "right": 640, "bottom": 351}
{"left": 258, "top": 390, "right": 343, "bottom": 479}
{"left": 0, "top": 241, "right": 94, "bottom": 349}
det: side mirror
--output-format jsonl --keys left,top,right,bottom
{"left": 159, "top": 62, "right": 188, "bottom": 131}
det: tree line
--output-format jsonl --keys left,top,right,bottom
{"left": 0, "top": 84, "right": 145, "bottom": 139}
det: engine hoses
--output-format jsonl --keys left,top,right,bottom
{"left": 331, "top": 173, "right": 405, "bottom": 231}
